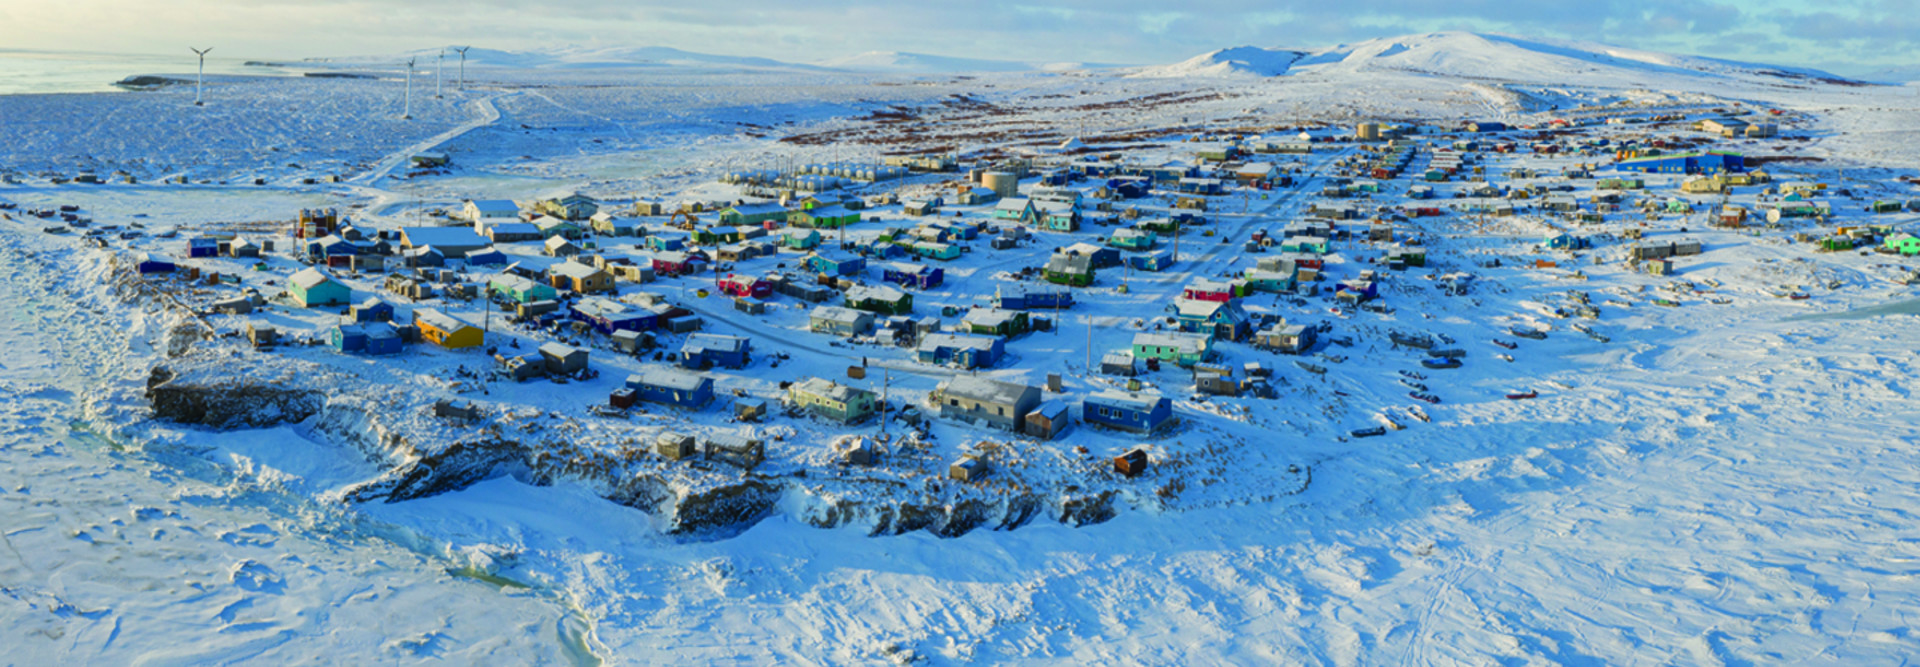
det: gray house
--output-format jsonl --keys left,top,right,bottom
{"left": 929, "top": 376, "right": 1042, "bottom": 432}
{"left": 809, "top": 306, "right": 876, "bottom": 337}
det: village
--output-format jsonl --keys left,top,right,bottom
{"left": 13, "top": 93, "right": 1920, "bottom": 535}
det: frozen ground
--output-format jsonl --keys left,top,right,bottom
{"left": 3, "top": 33, "right": 1920, "bottom": 664}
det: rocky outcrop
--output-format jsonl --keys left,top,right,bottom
{"left": 145, "top": 366, "right": 327, "bottom": 429}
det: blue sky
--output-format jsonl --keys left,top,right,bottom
{"left": 1, "top": 0, "right": 1912, "bottom": 75}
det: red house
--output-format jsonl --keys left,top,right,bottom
{"left": 1181, "top": 278, "right": 1241, "bottom": 303}
{"left": 650, "top": 250, "right": 698, "bottom": 277}
{"left": 718, "top": 273, "right": 771, "bottom": 299}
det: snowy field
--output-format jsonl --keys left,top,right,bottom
{"left": 4, "top": 32, "right": 1920, "bottom": 664}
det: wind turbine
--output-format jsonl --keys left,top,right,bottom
{"left": 402, "top": 57, "right": 416, "bottom": 120}
{"left": 189, "top": 47, "right": 212, "bottom": 105}
{"left": 435, "top": 48, "right": 444, "bottom": 98}
{"left": 453, "top": 46, "right": 470, "bottom": 92}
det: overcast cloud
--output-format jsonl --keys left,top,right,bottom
{"left": 0, "top": 0, "right": 1908, "bottom": 75}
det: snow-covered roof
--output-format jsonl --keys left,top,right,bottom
{"left": 413, "top": 308, "right": 474, "bottom": 332}
{"left": 401, "top": 227, "right": 488, "bottom": 248}
{"left": 289, "top": 267, "right": 337, "bottom": 289}
{"left": 628, "top": 367, "right": 707, "bottom": 392}
{"left": 810, "top": 306, "right": 871, "bottom": 324}
{"left": 539, "top": 342, "right": 583, "bottom": 359}
{"left": 846, "top": 285, "right": 907, "bottom": 303}
{"left": 1087, "top": 390, "right": 1167, "bottom": 411}
{"left": 468, "top": 199, "right": 519, "bottom": 214}
{"left": 937, "top": 375, "right": 1036, "bottom": 406}
{"left": 549, "top": 262, "right": 603, "bottom": 279}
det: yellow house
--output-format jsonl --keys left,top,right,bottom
{"left": 414, "top": 308, "right": 483, "bottom": 349}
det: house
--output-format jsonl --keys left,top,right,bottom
{"left": 399, "top": 227, "right": 489, "bottom": 257}
{"left": 992, "top": 198, "right": 1038, "bottom": 224}
{"left": 541, "top": 193, "right": 599, "bottom": 221}
{"left": 1885, "top": 233, "right": 1920, "bottom": 256}
{"left": 548, "top": 262, "right": 614, "bottom": 294}
{"left": 465, "top": 199, "right": 520, "bottom": 223}
{"left": 289, "top": 268, "right": 351, "bottom": 308}
{"left": 1545, "top": 233, "right": 1591, "bottom": 250}
{"left": 580, "top": 213, "right": 631, "bottom": 237}
{"left": 1256, "top": 323, "right": 1314, "bottom": 353}
{"left": 490, "top": 274, "right": 558, "bottom": 304}
{"left": 1132, "top": 331, "right": 1212, "bottom": 366}
{"left": 1083, "top": 391, "right": 1174, "bottom": 434}
{"left": 1182, "top": 278, "right": 1242, "bottom": 303}
{"left": 1174, "top": 298, "right": 1252, "bottom": 341}
{"left": 625, "top": 367, "right": 714, "bottom": 409}
{"left": 929, "top": 376, "right": 1042, "bottom": 432}
{"left": 410, "top": 151, "right": 449, "bottom": 167}
{"left": 480, "top": 222, "right": 541, "bottom": 243}
{"left": 649, "top": 250, "right": 700, "bottom": 277}
{"left": 994, "top": 286, "right": 1074, "bottom": 311}
{"left": 807, "top": 250, "right": 867, "bottom": 277}
{"left": 1615, "top": 151, "right": 1744, "bottom": 175}
{"left": 783, "top": 228, "right": 822, "bottom": 250}
{"left": 693, "top": 226, "right": 745, "bottom": 246}
{"left": 1024, "top": 400, "right": 1070, "bottom": 440}
{"left": 916, "top": 333, "right": 1005, "bottom": 369}
{"left": 1062, "top": 242, "right": 1122, "bottom": 268}
{"left": 539, "top": 342, "right": 589, "bottom": 375}
{"left": 882, "top": 262, "right": 944, "bottom": 290}
{"left": 1109, "top": 228, "right": 1156, "bottom": 250}
{"left": 718, "top": 273, "right": 772, "bottom": 299}
{"left": 463, "top": 247, "right": 508, "bottom": 266}
{"left": 788, "top": 205, "right": 860, "bottom": 229}
{"left": 1279, "top": 236, "right": 1330, "bottom": 255}
{"left": 499, "top": 353, "right": 547, "bottom": 382}
{"left": 1242, "top": 269, "right": 1295, "bottom": 293}
{"left": 1128, "top": 250, "right": 1174, "bottom": 272}
{"left": 571, "top": 297, "right": 662, "bottom": 334}
{"left": 911, "top": 242, "right": 961, "bottom": 261}
{"left": 1101, "top": 352, "right": 1141, "bottom": 376}
{"left": 902, "top": 198, "right": 942, "bottom": 216}
{"left": 787, "top": 377, "right": 877, "bottom": 424}
{"left": 809, "top": 306, "right": 875, "bottom": 337}
{"left": 413, "top": 309, "right": 482, "bottom": 349}
{"left": 1033, "top": 200, "right": 1080, "bottom": 231}
{"left": 350, "top": 297, "right": 394, "bottom": 323}
{"left": 961, "top": 308, "right": 1030, "bottom": 338}
{"left": 645, "top": 236, "right": 686, "bottom": 252}
{"left": 1044, "top": 252, "right": 1095, "bottom": 287}
{"left": 134, "top": 253, "right": 175, "bottom": 274}
{"left": 718, "top": 202, "right": 790, "bottom": 226}
{"left": 845, "top": 284, "right": 913, "bottom": 315}
{"left": 679, "top": 333, "right": 750, "bottom": 369}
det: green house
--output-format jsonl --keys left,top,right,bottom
{"left": 912, "top": 242, "right": 961, "bottom": 261}
{"left": 789, "top": 205, "right": 860, "bottom": 229}
{"left": 783, "top": 228, "right": 822, "bottom": 250}
{"left": 1279, "top": 236, "right": 1330, "bottom": 254}
{"left": 961, "top": 308, "right": 1030, "bottom": 338}
{"left": 788, "top": 377, "right": 877, "bottom": 424}
{"left": 1108, "top": 228, "right": 1157, "bottom": 251}
{"left": 1131, "top": 331, "right": 1212, "bottom": 367}
{"left": 289, "top": 268, "right": 351, "bottom": 308}
{"left": 488, "top": 274, "right": 558, "bottom": 304}
{"left": 1885, "top": 234, "right": 1920, "bottom": 255}
{"left": 845, "top": 284, "right": 913, "bottom": 315}
{"left": 693, "top": 226, "right": 744, "bottom": 245}
{"left": 1044, "top": 253, "right": 1095, "bottom": 287}
{"left": 718, "top": 202, "right": 791, "bottom": 226}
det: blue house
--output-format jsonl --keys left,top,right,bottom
{"left": 1128, "top": 250, "right": 1174, "bottom": 272}
{"left": 570, "top": 297, "right": 659, "bottom": 334}
{"left": 1615, "top": 150, "right": 1744, "bottom": 175}
{"left": 646, "top": 236, "right": 686, "bottom": 252}
{"left": 1173, "top": 298, "right": 1252, "bottom": 341}
{"left": 883, "top": 262, "right": 945, "bottom": 290}
{"left": 464, "top": 247, "right": 509, "bottom": 266}
{"left": 807, "top": 250, "right": 867, "bottom": 276}
{"left": 995, "top": 286, "right": 1074, "bottom": 310}
{"left": 680, "top": 333, "right": 751, "bottom": 369}
{"left": 351, "top": 297, "right": 394, "bottom": 323}
{"left": 1545, "top": 233, "right": 1591, "bottom": 250}
{"left": 1083, "top": 390, "right": 1174, "bottom": 434}
{"left": 329, "top": 322, "right": 401, "bottom": 356}
{"left": 134, "top": 253, "right": 176, "bottom": 274}
{"left": 915, "top": 333, "right": 1004, "bottom": 369}
{"left": 188, "top": 237, "right": 219, "bottom": 258}
{"left": 624, "top": 367, "right": 714, "bottom": 409}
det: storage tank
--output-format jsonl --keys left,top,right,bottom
{"left": 1356, "top": 123, "right": 1380, "bottom": 141}
{"left": 983, "top": 171, "right": 1018, "bottom": 199}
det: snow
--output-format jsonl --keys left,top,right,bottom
{"left": 3, "top": 33, "right": 1920, "bottom": 665}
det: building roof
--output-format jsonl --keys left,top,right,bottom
{"left": 794, "top": 376, "right": 871, "bottom": 403}
{"left": 801, "top": 205, "right": 854, "bottom": 218}
{"left": 917, "top": 333, "right": 998, "bottom": 352}
{"left": 683, "top": 333, "right": 748, "bottom": 354}
{"left": 1133, "top": 331, "right": 1210, "bottom": 353}
{"left": 810, "top": 305, "right": 872, "bottom": 324}
{"left": 846, "top": 284, "right": 908, "bottom": 303}
{"left": 1032, "top": 400, "right": 1068, "bottom": 420}
{"left": 539, "top": 342, "right": 583, "bottom": 359}
{"left": 1046, "top": 253, "right": 1093, "bottom": 273}
{"left": 936, "top": 375, "right": 1037, "bottom": 406}
{"left": 963, "top": 308, "right": 1022, "bottom": 328}
{"left": 289, "top": 267, "right": 338, "bottom": 290}
{"left": 490, "top": 222, "right": 539, "bottom": 235}
{"left": 401, "top": 227, "right": 488, "bottom": 248}
{"left": 726, "top": 202, "right": 790, "bottom": 217}
{"left": 1087, "top": 390, "right": 1168, "bottom": 411}
{"left": 468, "top": 199, "right": 519, "bottom": 214}
{"left": 628, "top": 367, "right": 709, "bottom": 392}
{"left": 549, "top": 261, "right": 604, "bottom": 280}
{"left": 413, "top": 308, "right": 475, "bottom": 333}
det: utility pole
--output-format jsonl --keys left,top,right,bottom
{"left": 454, "top": 46, "right": 470, "bottom": 92}
{"left": 402, "top": 57, "right": 416, "bottom": 120}
{"left": 435, "top": 48, "right": 444, "bottom": 98}
{"left": 879, "top": 368, "right": 890, "bottom": 442}
{"left": 190, "top": 47, "right": 212, "bottom": 106}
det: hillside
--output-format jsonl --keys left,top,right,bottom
{"left": 817, "top": 50, "right": 1104, "bottom": 73}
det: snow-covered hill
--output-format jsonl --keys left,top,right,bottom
{"left": 1127, "top": 46, "right": 1305, "bottom": 78}
{"left": 816, "top": 50, "right": 1103, "bottom": 73}
{"left": 1137, "top": 31, "right": 1857, "bottom": 86}
{"left": 300, "top": 45, "right": 824, "bottom": 72}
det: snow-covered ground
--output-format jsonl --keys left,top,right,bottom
{"left": 3, "top": 32, "right": 1920, "bottom": 664}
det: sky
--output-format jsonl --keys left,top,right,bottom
{"left": 0, "top": 0, "right": 1914, "bottom": 76}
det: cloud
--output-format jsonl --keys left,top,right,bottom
{"left": 0, "top": 0, "right": 1910, "bottom": 71}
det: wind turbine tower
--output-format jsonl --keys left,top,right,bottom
{"left": 453, "top": 46, "right": 471, "bottom": 92}
{"left": 435, "top": 48, "right": 444, "bottom": 98}
{"left": 402, "top": 57, "right": 416, "bottom": 120}
{"left": 189, "top": 47, "right": 212, "bottom": 106}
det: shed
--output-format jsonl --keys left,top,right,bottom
{"left": 655, "top": 431, "right": 697, "bottom": 460}
{"left": 539, "top": 342, "right": 589, "bottom": 375}
{"left": 949, "top": 455, "right": 989, "bottom": 482}
{"left": 1024, "top": 400, "right": 1070, "bottom": 440}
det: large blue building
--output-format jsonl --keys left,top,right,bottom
{"left": 1615, "top": 151, "right": 1744, "bottom": 175}
{"left": 1083, "top": 390, "right": 1174, "bottom": 434}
